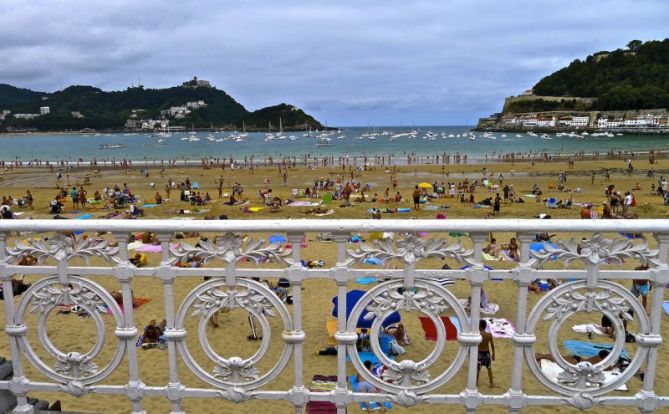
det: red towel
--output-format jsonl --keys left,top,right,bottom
{"left": 418, "top": 316, "right": 458, "bottom": 341}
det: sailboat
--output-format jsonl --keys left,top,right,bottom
{"left": 265, "top": 121, "right": 275, "bottom": 141}
{"left": 276, "top": 117, "right": 287, "bottom": 139}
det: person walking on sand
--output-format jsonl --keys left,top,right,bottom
{"left": 477, "top": 319, "right": 496, "bottom": 388}
{"left": 412, "top": 185, "right": 421, "bottom": 210}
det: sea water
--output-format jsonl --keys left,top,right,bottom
{"left": 0, "top": 126, "right": 667, "bottom": 164}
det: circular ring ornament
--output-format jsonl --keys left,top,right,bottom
{"left": 347, "top": 279, "right": 470, "bottom": 394}
{"left": 14, "top": 275, "right": 126, "bottom": 385}
{"left": 524, "top": 280, "right": 650, "bottom": 396}
{"left": 175, "top": 278, "right": 294, "bottom": 390}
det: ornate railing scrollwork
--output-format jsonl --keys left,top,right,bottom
{"left": 170, "top": 232, "right": 291, "bottom": 265}
{"left": 174, "top": 278, "right": 295, "bottom": 390}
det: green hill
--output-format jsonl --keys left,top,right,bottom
{"left": 243, "top": 103, "right": 321, "bottom": 130}
{"left": 531, "top": 38, "right": 669, "bottom": 111}
{"left": 0, "top": 80, "right": 323, "bottom": 131}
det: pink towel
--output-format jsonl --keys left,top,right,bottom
{"left": 135, "top": 243, "right": 179, "bottom": 253}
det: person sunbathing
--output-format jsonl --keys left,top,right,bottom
{"left": 535, "top": 350, "right": 611, "bottom": 366}
{"left": 507, "top": 238, "right": 520, "bottom": 261}
{"left": 483, "top": 238, "right": 501, "bottom": 259}
{"left": 141, "top": 319, "right": 167, "bottom": 349}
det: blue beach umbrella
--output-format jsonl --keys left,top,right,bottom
{"left": 331, "top": 290, "right": 401, "bottom": 329}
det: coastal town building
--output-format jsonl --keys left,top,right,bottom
{"left": 13, "top": 113, "right": 41, "bottom": 120}
{"left": 0, "top": 110, "right": 10, "bottom": 121}
{"left": 181, "top": 76, "right": 212, "bottom": 88}
{"left": 39, "top": 106, "right": 50, "bottom": 115}
{"left": 71, "top": 111, "right": 84, "bottom": 119}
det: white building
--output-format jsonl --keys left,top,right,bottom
{"left": 569, "top": 116, "right": 589, "bottom": 128}
{"left": 71, "top": 111, "right": 84, "bottom": 119}
{"left": 536, "top": 117, "right": 555, "bottom": 127}
{"left": 40, "top": 106, "right": 50, "bottom": 115}
{"left": 14, "top": 113, "right": 40, "bottom": 120}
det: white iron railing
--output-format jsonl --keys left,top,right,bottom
{"left": 0, "top": 219, "right": 667, "bottom": 413}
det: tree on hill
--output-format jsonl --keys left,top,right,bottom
{"left": 531, "top": 38, "right": 669, "bottom": 111}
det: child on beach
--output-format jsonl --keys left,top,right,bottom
{"left": 477, "top": 319, "right": 495, "bottom": 387}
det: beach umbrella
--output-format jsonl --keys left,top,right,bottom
{"left": 418, "top": 182, "right": 433, "bottom": 189}
{"left": 331, "top": 290, "right": 401, "bottom": 329}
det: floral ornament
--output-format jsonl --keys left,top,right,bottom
{"left": 557, "top": 361, "right": 606, "bottom": 389}
{"left": 392, "top": 390, "right": 422, "bottom": 407}
{"left": 531, "top": 233, "right": 659, "bottom": 266}
{"left": 191, "top": 285, "right": 276, "bottom": 319}
{"left": 5, "top": 234, "right": 119, "bottom": 264}
{"left": 171, "top": 232, "right": 291, "bottom": 265}
{"left": 58, "top": 380, "right": 94, "bottom": 397}
{"left": 219, "top": 386, "right": 254, "bottom": 403}
{"left": 347, "top": 233, "right": 473, "bottom": 265}
{"left": 382, "top": 360, "right": 430, "bottom": 387}
{"left": 54, "top": 352, "right": 98, "bottom": 378}
{"left": 30, "top": 281, "right": 106, "bottom": 314}
{"left": 213, "top": 357, "right": 259, "bottom": 382}
{"left": 364, "top": 285, "right": 450, "bottom": 322}
{"left": 543, "top": 285, "right": 632, "bottom": 322}
{"left": 563, "top": 392, "right": 602, "bottom": 410}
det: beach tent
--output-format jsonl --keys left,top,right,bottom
{"left": 331, "top": 290, "right": 400, "bottom": 329}
{"left": 418, "top": 182, "right": 433, "bottom": 189}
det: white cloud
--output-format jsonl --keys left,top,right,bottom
{"left": 0, "top": 0, "right": 666, "bottom": 124}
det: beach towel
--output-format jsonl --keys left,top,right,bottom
{"left": 73, "top": 213, "right": 94, "bottom": 235}
{"left": 314, "top": 209, "right": 335, "bottom": 216}
{"left": 135, "top": 243, "right": 179, "bottom": 253}
{"left": 484, "top": 318, "right": 515, "bottom": 338}
{"left": 418, "top": 316, "right": 459, "bottom": 341}
{"left": 397, "top": 208, "right": 411, "bottom": 213}
{"left": 269, "top": 234, "right": 287, "bottom": 244}
{"left": 248, "top": 206, "right": 264, "bottom": 212}
{"left": 663, "top": 301, "right": 669, "bottom": 317}
{"left": 540, "top": 359, "right": 627, "bottom": 391}
{"left": 459, "top": 299, "right": 499, "bottom": 315}
{"left": 572, "top": 324, "right": 606, "bottom": 336}
{"left": 141, "top": 204, "right": 160, "bottom": 208}
{"left": 482, "top": 252, "right": 497, "bottom": 261}
{"left": 363, "top": 257, "right": 383, "bottom": 266}
{"left": 563, "top": 340, "right": 629, "bottom": 360}
{"left": 423, "top": 205, "right": 450, "bottom": 211}
{"left": 192, "top": 181, "right": 200, "bottom": 189}
{"left": 347, "top": 351, "right": 395, "bottom": 365}
{"left": 287, "top": 201, "right": 322, "bottom": 207}
{"left": 355, "top": 276, "right": 378, "bottom": 285}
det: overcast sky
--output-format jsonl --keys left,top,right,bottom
{"left": 0, "top": 0, "right": 667, "bottom": 125}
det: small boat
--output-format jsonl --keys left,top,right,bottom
{"left": 99, "top": 144, "right": 126, "bottom": 149}
{"left": 316, "top": 137, "right": 333, "bottom": 147}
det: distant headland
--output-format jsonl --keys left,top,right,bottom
{"left": 476, "top": 39, "right": 669, "bottom": 133}
{"left": 0, "top": 77, "right": 324, "bottom": 133}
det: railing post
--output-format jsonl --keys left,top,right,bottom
{"left": 156, "top": 232, "right": 185, "bottom": 414}
{"left": 286, "top": 232, "right": 308, "bottom": 413}
{"left": 333, "top": 233, "right": 352, "bottom": 414}
{"left": 636, "top": 232, "right": 669, "bottom": 413}
{"left": 112, "top": 232, "right": 145, "bottom": 414}
{"left": 0, "top": 232, "right": 33, "bottom": 414}
{"left": 507, "top": 232, "right": 535, "bottom": 412}
{"left": 462, "top": 232, "right": 487, "bottom": 414}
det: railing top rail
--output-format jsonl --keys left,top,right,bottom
{"left": 0, "top": 218, "right": 667, "bottom": 233}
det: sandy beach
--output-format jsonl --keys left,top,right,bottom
{"left": 1, "top": 155, "right": 668, "bottom": 413}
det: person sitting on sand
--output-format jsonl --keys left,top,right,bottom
{"left": 507, "top": 237, "right": 520, "bottom": 261}
{"left": 355, "top": 360, "right": 387, "bottom": 413}
{"left": 140, "top": 319, "right": 167, "bottom": 350}
{"left": 483, "top": 238, "right": 501, "bottom": 259}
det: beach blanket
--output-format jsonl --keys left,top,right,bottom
{"left": 563, "top": 340, "right": 629, "bottom": 360}
{"left": 287, "top": 201, "right": 322, "bottom": 207}
{"left": 134, "top": 243, "right": 179, "bottom": 253}
{"left": 484, "top": 318, "right": 515, "bottom": 338}
{"left": 572, "top": 324, "right": 606, "bottom": 337}
{"left": 458, "top": 299, "right": 500, "bottom": 315}
{"left": 141, "top": 204, "right": 160, "bottom": 208}
{"left": 355, "top": 276, "right": 378, "bottom": 285}
{"left": 663, "top": 301, "right": 669, "bottom": 317}
{"left": 314, "top": 209, "right": 335, "bottom": 216}
{"left": 423, "top": 205, "right": 450, "bottom": 211}
{"left": 540, "top": 359, "right": 627, "bottom": 391}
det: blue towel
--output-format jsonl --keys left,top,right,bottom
{"left": 141, "top": 203, "right": 160, "bottom": 208}
{"left": 449, "top": 316, "right": 461, "bottom": 333}
{"left": 355, "top": 276, "right": 378, "bottom": 285}
{"left": 363, "top": 257, "right": 383, "bottom": 266}
{"left": 269, "top": 234, "right": 287, "bottom": 244}
{"left": 663, "top": 301, "right": 669, "bottom": 317}
{"left": 563, "top": 340, "right": 629, "bottom": 359}
{"left": 347, "top": 351, "right": 395, "bottom": 365}
{"left": 397, "top": 207, "right": 411, "bottom": 213}
{"left": 74, "top": 213, "right": 93, "bottom": 235}
{"left": 192, "top": 181, "right": 200, "bottom": 189}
